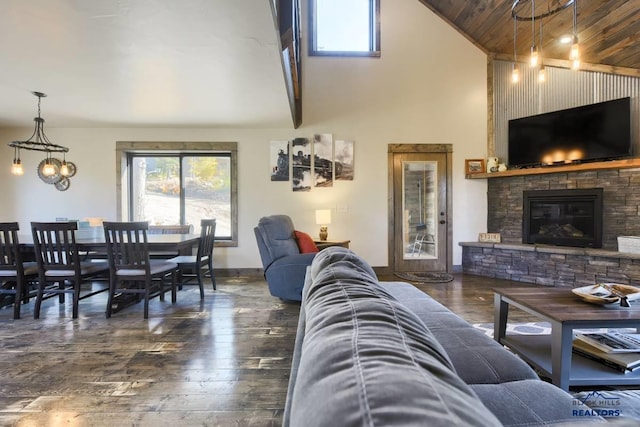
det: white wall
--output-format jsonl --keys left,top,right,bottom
{"left": 0, "top": 0, "right": 488, "bottom": 269}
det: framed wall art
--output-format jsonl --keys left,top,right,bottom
{"left": 465, "top": 159, "right": 485, "bottom": 175}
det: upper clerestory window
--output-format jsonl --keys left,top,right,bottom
{"left": 309, "top": 0, "right": 380, "bottom": 57}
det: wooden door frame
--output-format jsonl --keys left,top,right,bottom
{"left": 387, "top": 144, "right": 453, "bottom": 273}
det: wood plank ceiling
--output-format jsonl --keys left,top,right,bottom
{"left": 418, "top": 0, "right": 640, "bottom": 74}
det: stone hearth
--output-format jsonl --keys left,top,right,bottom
{"left": 461, "top": 242, "right": 640, "bottom": 287}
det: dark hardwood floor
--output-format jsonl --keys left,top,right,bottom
{"left": 0, "top": 273, "right": 539, "bottom": 426}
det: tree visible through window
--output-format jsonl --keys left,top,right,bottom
{"left": 310, "top": 0, "right": 380, "bottom": 56}
{"left": 129, "top": 153, "right": 232, "bottom": 239}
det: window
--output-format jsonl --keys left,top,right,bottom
{"left": 116, "top": 142, "right": 237, "bottom": 246}
{"left": 309, "top": 0, "right": 380, "bottom": 57}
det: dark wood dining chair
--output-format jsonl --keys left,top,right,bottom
{"left": 167, "top": 219, "right": 216, "bottom": 299}
{"left": 103, "top": 221, "right": 178, "bottom": 319}
{"left": 31, "top": 221, "right": 110, "bottom": 319}
{"left": 0, "top": 222, "right": 38, "bottom": 319}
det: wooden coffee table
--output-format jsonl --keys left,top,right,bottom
{"left": 494, "top": 287, "right": 640, "bottom": 391}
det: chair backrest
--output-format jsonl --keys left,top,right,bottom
{"left": 31, "top": 221, "right": 82, "bottom": 274}
{"left": 0, "top": 222, "right": 23, "bottom": 275}
{"left": 103, "top": 221, "right": 150, "bottom": 272}
{"left": 197, "top": 219, "right": 216, "bottom": 259}
{"left": 254, "top": 215, "right": 300, "bottom": 269}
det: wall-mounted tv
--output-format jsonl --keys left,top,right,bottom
{"left": 508, "top": 97, "right": 632, "bottom": 168}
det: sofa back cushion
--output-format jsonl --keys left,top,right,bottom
{"left": 289, "top": 247, "right": 501, "bottom": 427}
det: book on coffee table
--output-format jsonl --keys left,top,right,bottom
{"left": 573, "top": 338, "right": 640, "bottom": 373}
{"left": 574, "top": 332, "right": 640, "bottom": 353}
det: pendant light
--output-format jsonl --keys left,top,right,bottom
{"left": 511, "top": 0, "right": 578, "bottom": 83}
{"left": 511, "top": 15, "right": 520, "bottom": 83}
{"left": 570, "top": 0, "right": 580, "bottom": 70}
{"left": 529, "top": 0, "right": 538, "bottom": 68}
{"left": 11, "top": 147, "right": 23, "bottom": 176}
{"left": 7, "top": 91, "right": 77, "bottom": 190}
{"left": 537, "top": 18, "right": 546, "bottom": 83}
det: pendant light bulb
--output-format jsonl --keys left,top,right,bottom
{"left": 11, "top": 158, "right": 24, "bottom": 176}
{"left": 538, "top": 64, "right": 546, "bottom": 83}
{"left": 512, "top": 63, "right": 520, "bottom": 83}
{"left": 43, "top": 158, "right": 55, "bottom": 176}
{"left": 530, "top": 46, "right": 539, "bottom": 67}
{"left": 60, "top": 153, "right": 69, "bottom": 177}
{"left": 570, "top": 36, "right": 580, "bottom": 70}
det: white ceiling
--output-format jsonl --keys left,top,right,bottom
{"left": 0, "top": 0, "right": 294, "bottom": 128}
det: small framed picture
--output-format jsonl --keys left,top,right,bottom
{"left": 465, "top": 159, "right": 486, "bottom": 175}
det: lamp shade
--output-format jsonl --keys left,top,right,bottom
{"left": 315, "top": 209, "right": 332, "bottom": 225}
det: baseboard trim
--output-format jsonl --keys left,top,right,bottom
{"left": 215, "top": 268, "right": 263, "bottom": 278}
{"left": 217, "top": 265, "right": 462, "bottom": 279}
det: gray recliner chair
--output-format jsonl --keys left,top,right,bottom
{"left": 254, "top": 215, "right": 316, "bottom": 301}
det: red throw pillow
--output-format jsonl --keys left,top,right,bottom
{"left": 295, "top": 230, "right": 319, "bottom": 253}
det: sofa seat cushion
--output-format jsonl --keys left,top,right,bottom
{"left": 289, "top": 247, "right": 502, "bottom": 427}
{"left": 471, "top": 380, "right": 605, "bottom": 426}
{"left": 381, "top": 281, "right": 539, "bottom": 384}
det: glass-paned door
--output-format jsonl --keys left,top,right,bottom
{"left": 402, "top": 161, "right": 437, "bottom": 260}
{"left": 392, "top": 150, "right": 449, "bottom": 273}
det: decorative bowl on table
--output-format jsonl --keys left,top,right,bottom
{"left": 572, "top": 283, "right": 640, "bottom": 305}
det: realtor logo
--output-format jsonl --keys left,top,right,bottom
{"left": 572, "top": 391, "right": 621, "bottom": 418}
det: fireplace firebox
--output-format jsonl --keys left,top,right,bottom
{"left": 523, "top": 188, "right": 603, "bottom": 248}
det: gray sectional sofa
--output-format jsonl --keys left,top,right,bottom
{"left": 283, "top": 247, "right": 612, "bottom": 426}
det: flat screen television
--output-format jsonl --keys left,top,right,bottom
{"left": 508, "top": 97, "right": 632, "bottom": 168}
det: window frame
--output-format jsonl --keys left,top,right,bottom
{"left": 115, "top": 141, "right": 238, "bottom": 247}
{"left": 308, "top": 0, "right": 380, "bottom": 57}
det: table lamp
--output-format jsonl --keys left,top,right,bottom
{"left": 315, "top": 209, "right": 332, "bottom": 241}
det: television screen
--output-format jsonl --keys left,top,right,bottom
{"left": 508, "top": 97, "right": 632, "bottom": 168}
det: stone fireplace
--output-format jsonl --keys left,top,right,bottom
{"left": 461, "top": 167, "right": 640, "bottom": 287}
{"left": 522, "top": 188, "right": 603, "bottom": 248}
{"left": 486, "top": 169, "right": 640, "bottom": 250}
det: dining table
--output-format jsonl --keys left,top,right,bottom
{"left": 17, "top": 232, "right": 201, "bottom": 314}
{"left": 19, "top": 232, "right": 201, "bottom": 256}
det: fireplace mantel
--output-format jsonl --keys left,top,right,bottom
{"left": 465, "top": 158, "right": 640, "bottom": 179}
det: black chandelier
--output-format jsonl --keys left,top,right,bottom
{"left": 8, "top": 92, "right": 76, "bottom": 191}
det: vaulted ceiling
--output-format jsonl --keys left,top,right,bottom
{"left": 418, "top": 0, "right": 640, "bottom": 73}
{"left": 2, "top": 1, "right": 639, "bottom": 130}
{"left": 0, "top": 0, "right": 292, "bottom": 128}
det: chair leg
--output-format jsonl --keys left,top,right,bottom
{"left": 159, "top": 276, "right": 165, "bottom": 302}
{"left": 171, "top": 271, "right": 177, "bottom": 303}
{"left": 176, "top": 269, "right": 183, "bottom": 291}
{"left": 13, "top": 278, "right": 22, "bottom": 320}
{"left": 72, "top": 280, "right": 80, "bottom": 319}
{"left": 208, "top": 259, "right": 216, "bottom": 291}
{"left": 34, "top": 280, "right": 44, "bottom": 319}
{"left": 105, "top": 278, "right": 115, "bottom": 318}
{"left": 58, "top": 281, "right": 65, "bottom": 303}
{"left": 144, "top": 280, "right": 150, "bottom": 319}
{"left": 196, "top": 267, "right": 204, "bottom": 300}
